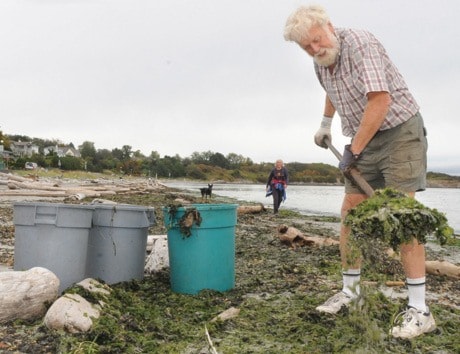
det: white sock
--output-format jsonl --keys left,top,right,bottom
{"left": 342, "top": 269, "right": 360, "bottom": 297}
{"left": 407, "top": 277, "right": 427, "bottom": 312}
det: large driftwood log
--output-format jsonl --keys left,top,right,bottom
{"left": 1, "top": 174, "right": 37, "bottom": 183}
{"left": 0, "top": 267, "right": 60, "bottom": 324}
{"left": 0, "top": 190, "right": 67, "bottom": 197}
{"left": 426, "top": 260, "right": 460, "bottom": 279}
{"left": 7, "top": 181, "right": 62, "bottom": 190}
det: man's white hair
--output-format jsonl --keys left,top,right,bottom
{"left": 284, "top": 5, "right": 330, "bottom": 44}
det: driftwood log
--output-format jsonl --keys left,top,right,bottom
{"left": 277, "top": 225, "right": 339, "bottom": 249}
{"left": 237, "top": 204, "right": 266, "bottom": 215}
{"left": 425, "top": 260, "right": 460, "bottom": 279}
{"left": 0, "top": 173, "right": 165, "bottom": 198}
{"left": 277, "top": 225, "right": 460, "bottom": 279}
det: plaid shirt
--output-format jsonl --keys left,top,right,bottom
{"left": 315, "top": 28, "right": 419, "bottom": 137}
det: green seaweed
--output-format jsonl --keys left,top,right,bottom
{"left": 165, "top": 204, "right": 202, "bottom": 238}
{"left": 345, "top": 188, "right": 454, "bottom": 253}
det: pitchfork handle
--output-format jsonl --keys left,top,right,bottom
{"left": 324, "top": 138, "right": 374, "bottom": 197}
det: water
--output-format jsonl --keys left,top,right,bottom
{"left": 164, "top": 181, "right": 460, "bottom": 234}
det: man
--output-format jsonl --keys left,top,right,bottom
{"left": 284, "top": 5, "right": 433, "bottom": 339}
{"left": 266, "top": 159, "right": 288, "bottom": 214}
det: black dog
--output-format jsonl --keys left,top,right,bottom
{"left": 199, "top": 184, "right": 213, "bottom": 200}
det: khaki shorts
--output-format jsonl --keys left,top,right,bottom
{"left": 345, "top": 112, "right": 428, "bottom": 194}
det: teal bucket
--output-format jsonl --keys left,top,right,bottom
{"left": 163, "top": 204, "right": 238, "bottom": 294}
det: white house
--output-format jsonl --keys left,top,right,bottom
{"left": 44, "top": 145, "right": 81, "bottom": 158}
{"left": 10, "top": 141, "right": 40, "bottom": 157}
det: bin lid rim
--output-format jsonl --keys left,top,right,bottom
{"left": 92, "top": 203, "right": 154, "bottom": 211}
{"left": 162, "top": 203, "right": 238, "bottom": 211}
{"left": 13, "top": 201, "right": 95, "bottom": 209}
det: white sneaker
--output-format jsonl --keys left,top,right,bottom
{"left": 390, "top": 307, "right": 436, "bottom": 339}
{"left": 315, "top": 292, "right": 356, "bottom": 314}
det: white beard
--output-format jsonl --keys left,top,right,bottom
{"left": 313, "top": 31, "right": 340, "bottom": 67}
{"left": 314, "top": 47, "right": 339, "bottom": 67}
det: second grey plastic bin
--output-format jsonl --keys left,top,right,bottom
{"left": 86, "top": 204, "right": 155, "bottom": 284}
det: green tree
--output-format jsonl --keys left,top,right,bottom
{"left": 111, "top": 148, "right": 124, "bottom": 161}
{"left": 226, "top": 153, "right": 248, "bottom": 168}
{"left": 121, "top": 145, "right": 133, "bottom": 161}
{"left": 209, "top": 152, "right": 229, "bottom": 169}
{"left": 157, "top": 155, "right": 185, "bottom": 178}
{"left": 79, "top": 141, "right": 96, "bottom": 160}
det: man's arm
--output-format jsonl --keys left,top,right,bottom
{"left": 350, "top": 91, "right": 391, "bottom": 155}
{"left": 314, "top": 94, "right": 336, "bottom": 148}
{"left": 324, "top": 94, "right": 336, "bottom": 118}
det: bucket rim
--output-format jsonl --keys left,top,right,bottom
{"left": 162, "top": 203, "right": 238, "bottom": 212}
{"left": 92, "top": 203, "right": 155, "bottom": 211}
{"left": 13, "top": 201, "right": 95, "bottom": 209}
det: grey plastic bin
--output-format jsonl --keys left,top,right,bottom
{"left": 86, "top": 204, "right": 155, "bottom": 284}
{"left": 13, "top": 202, "right": 95, "bottom": 293}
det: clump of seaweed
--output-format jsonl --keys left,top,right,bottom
{"left": 166, "top": 204, "right": 202, "bottom": 237}
{"left": 345, "top": 188, "right": 454, "bottom": 262}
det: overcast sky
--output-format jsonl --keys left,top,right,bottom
{"left": 1, "top": 0, "right": 459, "bottom": 173}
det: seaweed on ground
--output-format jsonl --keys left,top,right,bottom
{"left": 0, "top": 187, "right": 459, "bottom": 353}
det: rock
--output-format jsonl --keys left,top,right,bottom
{"left": 44, "top": 293, "right": 100, "bottom": 333}
{"left": 211, "top": 307, "right": 240, "bottom": 322}
{"left": 0, "top": 267, "right": 59, "bottom": 324}
{"left": 145, "top": 235, "right": 169, "bottom": 272}
{"left": 77, "top": 278, "right": 111, "bottom": 296}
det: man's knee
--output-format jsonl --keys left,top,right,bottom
{"left": 341, "top": 193, "right": 368, "bottom": 219}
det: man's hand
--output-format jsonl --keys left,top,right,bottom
{"left": 339, "top": 144, "right": 360, "bottom": 172}
{"left": 314, "top": 116, "right": 333, "bottom": 149}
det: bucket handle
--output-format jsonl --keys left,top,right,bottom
{"left": 34, "top": 205, "right": 58, "bottom": 225}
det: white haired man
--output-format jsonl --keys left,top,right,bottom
{"left": 284, "top": 5, "right": 433, "bottom": 339}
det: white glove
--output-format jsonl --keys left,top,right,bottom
{"left": 314, "top": 116, "right": 333, "bottom": 149}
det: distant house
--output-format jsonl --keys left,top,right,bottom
{"left": 10, "top": 141, "right": 39, "bottom": 157}
{"left": 44, "top": 145, "right": 81, "bottom": 158}
{"left": 43, "top": 145, "right": 58, "bottom": 156}
{"left": 59, "top": 146, "right": 81, "bottom": 158}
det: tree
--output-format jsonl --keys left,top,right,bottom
{"left": 111, "top": 148, "right": 124, "bottom": 161}
{"left": 0, "top": 130, "right": 10, "bottom": 149}
{"left": 190, "top": 151, "right": 213, "bottom": 165}
{"left": 227, "top": 153, "right": 246, "bottom": 168}
{"left": 157, "top": 155, "right": 186, "bottom": 178}
{"left": 79, "top": 141, "right": 96, "bottom": 160}
{"left": 121, "top": 145, "right": 133, "bottom": 161}
{"left": 209, "top": 152, "right": 229, "bottom": 169}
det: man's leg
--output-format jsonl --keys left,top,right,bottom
{"left": 390, "top": 193, "right": 436, "bottom": 338}
{"left": 316, "top": 193, "right": 367, "bottom": 314}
